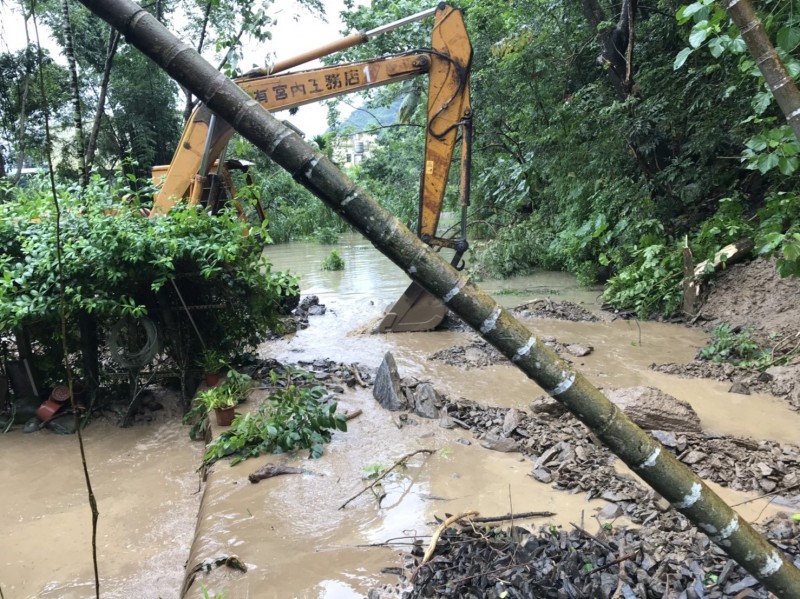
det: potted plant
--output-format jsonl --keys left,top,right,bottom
{"left": 223, "top": 369, "right": 253, "bottom": 404}
{"left": 196, "top": 386, "right": 236, "bottom": 426}
{"left": 198, "top": 349, "right": 228, "bottom": 387}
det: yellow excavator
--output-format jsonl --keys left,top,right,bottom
{"left": 149, "top": 3, "right": 472, "bottom": 333}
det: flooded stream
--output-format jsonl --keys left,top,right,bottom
{"left": 3, "top": 233, "right": 799, "bottom": 598}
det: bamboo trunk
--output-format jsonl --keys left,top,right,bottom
{"left": 76, "top": 1, "right": 800, "bottom": 595}
{"left": 725, "top": 0, "right": 800, "bottom": 142}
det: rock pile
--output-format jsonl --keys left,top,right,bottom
{"left": 370, "top": 514, "right": 799, "bottom": 598}
{"left": 445, "top": 399, "right": 800, "bottom": 509}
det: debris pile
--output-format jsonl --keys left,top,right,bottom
{"left": 511, "top": 299, "right": 600, "bottom": 322}
{"left": 444, "top": 400, "right": 800, "bottom": 511}
{"left": 430, "top": 336, "right": 593, "bottom": 369}
{"left": 370, "top": 514, "right": 799, "bottom": 598}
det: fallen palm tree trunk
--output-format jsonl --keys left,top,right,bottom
{"left": 75, "top": 2, "right": 800, "bottom": 595}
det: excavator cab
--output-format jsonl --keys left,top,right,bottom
{"left": 149, "top": 4, "right": 473, "bottom": 333}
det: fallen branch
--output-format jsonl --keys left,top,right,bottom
{"left": 586, "top": 550, "right": 640, "bottom": 575}
{"left": 570, "top": 522, "right": 615, "bottom": 553}
{"left": 248, "top": 463, "right": 317, "bottom": 484}
{"left": 472, "top": 510, "right": 556, "bottom": 523}
{"left": 344, "top": 409, "right": 363, "bottom": 421}
{"left": 350, "top": 364, "right": 367, "bottom": 388}
{"left": 339, "top": 448, "right": 434, "bottom": 509}
{"left": 411, "top": 511, "right": 479, "bottom": 581}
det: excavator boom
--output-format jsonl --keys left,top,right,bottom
{"left": 151, "top": 4, "right": 473, "bottom": 333}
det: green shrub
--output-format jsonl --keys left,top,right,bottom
{"left": 0, "top": 173, "right": 297, "bottom": 383}
{"left": 603, "top": 243, "right": 683, "bottom": 318}
{"left": 698, "top": 324, "right": 770, "bottom": 367}
{"left": 321, "top": 249, "right": 345, "bottom": 271}
{"left": 203, "top": 379, "right": 347, "bottom": 466}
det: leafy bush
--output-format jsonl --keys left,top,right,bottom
{"left": 321, "top": 249, "right": 345, "bottom": 271}
{"left": 698, "top": 324, "right": 770, "bottom": 367}
{"left": 313, "top": 226, "right": 340, "bottom": 244}
{"left": 756, "top": 191, "right": 800, "bottom": 277}
{"left": 203, "top": 380, "right": 347, "bottom": 466}
{"left": 603, "top": 243, "right": 684, "bottom": 318}
{"left": 0, "top": 173, "right": 296, "bottom": 383}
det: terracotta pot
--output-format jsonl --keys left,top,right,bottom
{"left": 204, "top": 372, "right": 222, "bottom": 387}
{"left": 214, "top": 405, "right": 235, "bottom": 426}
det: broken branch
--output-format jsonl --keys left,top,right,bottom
{"left": 338, "top": 448, "right": 435, "bottom": 510}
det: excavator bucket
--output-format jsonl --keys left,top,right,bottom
{"left": 378, "top": 282, "right": 447, "bottom": 333}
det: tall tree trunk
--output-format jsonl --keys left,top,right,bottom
{"left": 182, "top": 0, "right": 213, "bottom": 121}
{"left": 725, "top": 0, "right": 800, "bottom": 142}
{"left": 85, "top": 27, "right": 120, "bottom": 172}
{"left": 12, "top": 0, "right": 33, "bottom": 184}
{"left": 60, "top": 0, "right": 88, "bottom": 185}
{"left": 580, "top": 0, "right": 637, "bottom": 99}
{"left": 74, "top": 1, "right": 800, "bottom": 596}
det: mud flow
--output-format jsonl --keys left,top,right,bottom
{"left": 3, "top": 236, "right": 798, "bottom": 598}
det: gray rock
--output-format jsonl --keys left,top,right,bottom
{"left": 597, "top": 503, "right": 623, "bottom": 519}
{"left": 531, "top": 468, "right": 552, "bottom": 483}
{"left": 650, "top": 430, "right": 678, "bottom": 448}
{"left": 502, "top": 408, "right": 524, "bottom": 436}
{"left": 565, "top": 344, "right": 593, "bottom": 357}
{"left": 728, "top": 381, "right": 750, "bottom": 395}
{"left": 47, "top": 413, "right": 77, "bottom": 435}
{"left": 413, "top": 383, "right": 440, "bottom": 419}
{"left": 373, "top": 352, "right": 408, "bottom": 411}
{"left": 602, "top": 386, "right": 702, "bottom": 432}
{"left": 439, "top": 414, "right": 456, "bottom": 429}
{"left": 480, "top": 434, "right": 518, "bottom": 453}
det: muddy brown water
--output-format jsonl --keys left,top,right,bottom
{"left": 3, "top": 233, "right": 799, "bottom": 598}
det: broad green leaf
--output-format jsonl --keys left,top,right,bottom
{"left": 757, "top": 153, "right": 779, "bottom": 174}
{"left": 677, "top": 2, "right": 705, "bottom": 23}
{"left": 778, "top": 156, "right": 798, "bottom": 176}
{"left": 709, "top": 37, "right": 725, "bottom": 57}
{"left": 777, "top": 27, "right": 800, "bottom": 53}
{"left": 784, "top": 239, "right": 800, "bottom": 262}
{"left": 689, "top": 25, "right": 709, "bottom": 48}
{"left": 752, "top": 92, "right": 772, "bottom": 115}
{"left": 674, "top": 47, "right": 694, "bottom": 70}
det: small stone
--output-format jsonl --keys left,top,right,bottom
{"left": 480, "top": 434, "right": 518, "bottom": 453}
{"left": 565, "top": 344, "right": 593, "bottom": 357}
{"left": 728, "top": 381, "right": 750, "bottom": 395}
{"left": 681, "top": 450, "right": 707, "bottom": 465}
{"left": 373, "top": 352, "right": 408, "bottom": 411}
{"left": 532, "top": 468, "right": 552, "bottom": 483}
{"left": 502, "top": 408, "right": 524, "bottom": 436}
{"left": 597, "top": 503, "right": 623, "bottom": 519}
{"left": 413, "top": 383, "right": 440, "bottom": 419}
{"left": 456, "top": 438, "right": 471, "bottom": 446}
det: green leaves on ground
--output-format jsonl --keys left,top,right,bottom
{"left": 698, "top": 324, "right": 771, "bottom": 368}
{"left": 203, "top": 376, "right": 347, "bottom": 467}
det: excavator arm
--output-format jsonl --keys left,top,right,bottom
{"left": 151, "top": 4, "right": 473, "bottom": 333}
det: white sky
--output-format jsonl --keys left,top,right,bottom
{"left": 0, "top": 0, "right": 363, "bottom": 136}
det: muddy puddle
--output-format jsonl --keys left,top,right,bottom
{"left": 0, "top": 395, "right": 201, "bottom": 598}
{"left": 3, "top": 234, "right": 799, "bottom": 598}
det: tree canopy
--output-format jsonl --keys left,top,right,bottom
{"left": 1, "top": 0, "right": 798, "bottom": 318}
